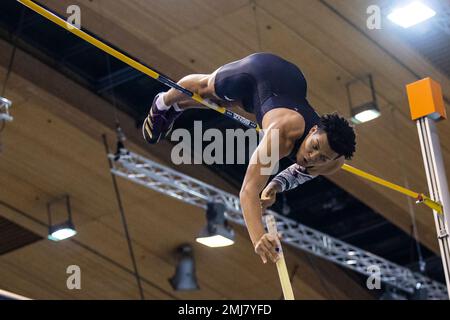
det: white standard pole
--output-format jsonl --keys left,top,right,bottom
{"left": 417, "top": 117, "right": 450, "bottom": 299}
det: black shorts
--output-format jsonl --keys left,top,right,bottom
{"left": 214, "top": 52, "right": 319, "bottom": 127}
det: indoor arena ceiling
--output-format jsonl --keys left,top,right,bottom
{"left": 0, "top": 0, "right": 449, "bottom": 299}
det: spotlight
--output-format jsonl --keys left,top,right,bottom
{"left": 388, "top": 1, "right": 436, "bottom": 28}
{"left": 168, "top": 244, "right": 199, "bottom": 291}
{"left": 48, "top": 221, "right": 77, "bottom": 241}
{"left": 47, "top": 195, "right": 77, "bottom": 241}
{"left": 0, "top": 97, "right": 13, "bottom": 122}
{"left": 346, "top": 74, "right": 381, "bottom": 124}
{"left": 351, "top": 102, "right": 381, "bottom": 124}
{"left": 196, "top": 202, "right": 235, "bottom": 248}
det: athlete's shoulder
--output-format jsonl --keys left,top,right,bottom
{"left": 280, "top": 112, "right": 306, "bottom": 143}
{"left": 263, "top": 108, "right": 305, "bottom": 132}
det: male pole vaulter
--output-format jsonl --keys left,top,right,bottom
{"left": 143, "top": 53, "right": 356, "bottom": 264}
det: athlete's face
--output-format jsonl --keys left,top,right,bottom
{"left": 296, "top": 126, "right": 339, "bottom": 167}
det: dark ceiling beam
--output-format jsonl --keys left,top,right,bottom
{"left": 96, "top": 66, "right": 143, "bottom": 94}
{"left": 15, "top": 10, "right": 41, "bottom": 30}
{"left": 340, "top": 220, "right": 390, "bottom": 241}
{"left": 61, "top": 42, "right": 92, "bottom": 62}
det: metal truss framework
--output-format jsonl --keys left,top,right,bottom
{"left": 109, "top": 150, "right": 448, "bottom": 299}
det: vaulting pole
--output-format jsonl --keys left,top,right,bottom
{"left": 265, "top": 215, "right": 294, "bottom": 300}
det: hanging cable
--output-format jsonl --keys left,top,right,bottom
{"left": 1, "top": 6, "right": 27, "bottom": 96}
{"left": 1, "top": 7, "right": 26, "bottom": 97}
{"left": 102, "top": 134, "right": 145, "bottom": 300}
{"left": 1, "top": 46, "right": 17, "bottom": 100}
{"left": 97, "top": 1, "right": 144, "bottom": 299}
{"left": 1, "top": 7, "right": 26, "bottom": 152}
{"left": 105, "top": 55, "right": 121, "bottom": 128}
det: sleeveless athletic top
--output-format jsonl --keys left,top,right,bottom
{"left": 214, "top": 53, "right": 320, "bottom": 163}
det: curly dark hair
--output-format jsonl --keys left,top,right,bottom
{"left": 318, "top": 112, "right": 356, "bottom": 160}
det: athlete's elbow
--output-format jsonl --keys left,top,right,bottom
{"left": 239, "top": 184, "right": 258, "bottom": 200}
{"left": 239, "top": 186, "right": 249, "bottom": 200}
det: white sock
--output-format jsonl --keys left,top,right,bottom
{"left": 155, "top": 93, "right": 171, "bottom": 111}
{"left": 173, "top": 103, "right": 182, "bottom": 112}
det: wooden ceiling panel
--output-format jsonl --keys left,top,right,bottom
{"left": 158, "top": 9, "right": 259, "bottom": 73}
{"left": 76, "top": 217, "right": 226, "bottom": 299}
{"left": 329, "top": 0, "right": 450, "bottom": 95}
{"left": 0, "top": 240, "right": 174, "bottom": 299}
{"left": 0, "top": 103, "right": 117, "bottom": 226}
{"left": 0, "top": 55, "right": 373, "bottom": 299}
{"left": 3, "top": 0, "right": 450, "bottom": 298}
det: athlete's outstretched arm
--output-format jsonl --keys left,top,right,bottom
{"left": 239, "top": 126, "right": 290, "bottom": 263}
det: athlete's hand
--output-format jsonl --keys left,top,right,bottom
{"left": 254, "top": 233, "right": 281, "bottom": 264}
{"left": 260, "top": 183, "right": 279, "bottom": 211}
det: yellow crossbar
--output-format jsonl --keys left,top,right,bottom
{"left": 342, "top": 164, "right": 442, "bottom": 213}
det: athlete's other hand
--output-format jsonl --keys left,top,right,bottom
{"left": 260, "top": 182, "right": 279, "bottom": 211}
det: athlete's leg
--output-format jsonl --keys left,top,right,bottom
{"left": 143, "top": 68, "right": 223, "bottom": 144}
{"left": 162, "top": 68, "right": 222, "bottom": 110}
{"left": 143, "top": 61, "right": 256, "bottom": 144}
{"left": 163, "top": 68, "right": 256, "bottom": 122}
